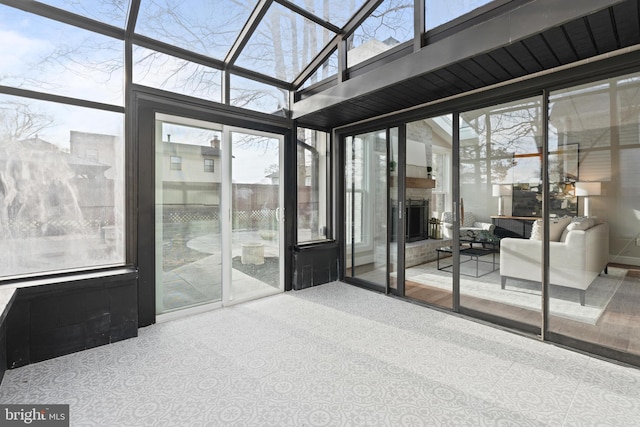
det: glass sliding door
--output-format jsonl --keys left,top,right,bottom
{"left": 227, "top": 128, "right": 284, "bottom": 304}
{"left": 459, "top": 97, "right": 543, "bottom": 330}
{"left": 345, "top": 129, "right": 388, "bottom": 288}
{"left": 389, "top": 128, "right": 400, "bottom": 292}
{"left": 153, "top": 113, "right": 284, "bottom": 316}
{"left": 155, "top": 113, "right": 223, "bottom": 315}
{"left": 403, "top": 116, "right": 454, "bottom": 309}
{"left": 547, "top": 73, "right": 640, "bottom": 357}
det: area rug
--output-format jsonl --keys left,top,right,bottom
{"left": 406, "top": 256, "right": 625, "bottom": 325}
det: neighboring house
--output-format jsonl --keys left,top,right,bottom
{"left": 0, "top": 135, "right": 116, "bottom": 235}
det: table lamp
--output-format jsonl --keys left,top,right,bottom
{"left": 575, "top": 182, "right": 601, "bottom": 217}
{"left": 492, "top": 184, "right": 511, "bottom": 216}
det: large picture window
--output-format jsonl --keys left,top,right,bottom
{"left": 0, "top": 95, "right": 125, "bottom": 278}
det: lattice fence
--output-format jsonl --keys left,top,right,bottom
{"left": 163, "top": 209, "right": 277, "bottom": 230}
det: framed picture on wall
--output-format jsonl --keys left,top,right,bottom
{"left": 511, "top": 144, "right": 579, "bottom": 217}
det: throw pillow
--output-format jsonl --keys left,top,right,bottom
{"left": 550, "top": 215, "right": 572, "bottom": 241}
{"left": 530, "top": 220, "right": 543, "bottom": 240}
{"left": 530, "top": 216, "right": 571, "bottom": 241}
{"left": 560, "top": 217, "right": 592, "bottom": 242}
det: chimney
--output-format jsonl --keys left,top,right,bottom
{"left": 210, "top": 135, "right": 220, "bottom": 150}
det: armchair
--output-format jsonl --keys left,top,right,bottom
{"left": 441, "top": 211, "right": 496, "bottom": 239}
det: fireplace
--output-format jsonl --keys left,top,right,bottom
{"left": 391, "top": 199, "right": 429, "bottom": 242}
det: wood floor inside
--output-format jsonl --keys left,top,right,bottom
{"left": 350, "top": 262, "right": 640, "bottom": 356}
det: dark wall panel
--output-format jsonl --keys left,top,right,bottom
{"left": 292, "top": 242, "right": 339, "bottom": 290}
{"left": 0, "top": 322, "right": 6, "bottom": 383}
{"left": 6, "top": 269, "right": 138, "bottom": 368}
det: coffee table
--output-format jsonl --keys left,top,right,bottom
{"left": 436, "top": 244, "right": 499, "bottom": 277}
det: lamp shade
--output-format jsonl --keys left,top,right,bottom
{"left": 492, "top": 184, "right": 511, "bottom": 197}
{"left": 575, "top": 182, "right": 601, "bottom": 196}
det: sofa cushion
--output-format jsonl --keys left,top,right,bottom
{"left": 560, "top": 217, "right": 593, "bottom": 242}
{"left": 530, "top": 216, "right": 571, "bottom": 241}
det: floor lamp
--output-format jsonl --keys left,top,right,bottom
{"left": 575, "top": 182, "right": 601, "bottom": 217}
{"left": 492, "top": 184, "right": 511, "bottom": 216}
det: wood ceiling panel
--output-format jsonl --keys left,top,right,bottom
{"left": 447, "top": 63, "right": 486, "bottom": 89}
{"left": 522, "top": 34, "right": 561, "bottom": 69}
{"left": 587, "top": 8, "right": 620, "bottom": 53}
{"left": 488, "top": 49, "right": 528, "bottom": 78}
{"left": 397, "top": 82, "right": 428, "bottom": 105}
{"left": 468, "top": 55, "right": 512, "bottom": 82}
{"left": 457, "top": 58, "right": 500, "bottom": 86}
{"left": 563, "top": 18, "right": 598, "bottom": 59}
{"left": 612, "top": 1, "right": 640, "bottom": 47}
{"left": 416, "top": 75, "right": 456, "bottom": 100}
{"left": 431, "top": 68, "right": 474, "bottom": 92}
{"left": 541, "top": 27, "right": 579, "bottom": 65}
{"left": 504, "top": 42, "right": 544, "bottom": 74}
{"left": 364, "top": 90, "right": 408, "bottom": 112}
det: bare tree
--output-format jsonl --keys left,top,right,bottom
{"left": 0, "top": 101, "right": 54, "bottom": 143}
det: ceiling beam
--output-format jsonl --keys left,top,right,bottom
{"left": 292, "top": 36, "right": 340, "bottom": 89}
{"left": 0, "top": 0, "right": 125, "bottom": 39}
{"left": 125, "top": 0, "right": 141, "bottom": 39}
{"left": 132, "top": 34, "right": 226, "bottom": 70}
{"left": 342, "top": 0, "right": 385, "bottom": 38}
{"left": 225, "top": 0, "right": 273, "bottom": 66}
{"left": 292, "top": 0, "right": 628, "bottom": 120}
{"left": 275, "top": 0, "right": 342, "bottom": 34}
{"left": 292, "top": 0, "right": 383, "bottom": 89}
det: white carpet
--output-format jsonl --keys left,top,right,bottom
{"left": 406, "top": 255, "right": 625, "bottom": 324}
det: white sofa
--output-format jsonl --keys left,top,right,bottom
{"left": 441, "top": 211, "right": 495, "bottom": 240}
{"left": 499, "top": 218, "right": 609, "bottom": 305}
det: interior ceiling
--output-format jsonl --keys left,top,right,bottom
{"left": 295, "top": 0, "right": 640, "bottom": 129}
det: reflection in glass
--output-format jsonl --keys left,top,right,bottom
{"left": 460, "top": 97, "right": 542, "bottom": 327}
{"left": 301, "top": 51, "right": 339, "bottom": 89}
{"left": 230, "top": 75, "right": 288, "bottom": 114}
{"left": 347, "top": 0, "right": 414, "bottom": 68}
{"left": 231, "top": 131, "right": 282, "bottom": 301}
{"left": 0, "top": 94, "right": 125, "bottom": 278}
{"left": 292, "top": 0, "right": 368, "bottom": 28}
{"left": 0, "top": 5, "right": 124, "bottom": 105}
{"left": 425, "top": 0, "right": 493, "bottom": 31}
{"left": 133, "top": 45, "right": 222, "bottom": 102}
{"left": 403, "top": 117, "right": 453, "bottom": 309}
{"left": 389, "top": 128, "right": 399, "bottom": 291}
{"left": 136, "top": 0, "right": 258, "bottom": 61}
{"left": 297, "top": 128, "right": 329, "bottom": 244}
{"left": 345, "top": 130, "right": 387, "bottom": 287}
{"left": 548, "top": 73, "right": 640, "bottom": 357}
{"left": 155, "top": 114, "right": 222, "bottom": 314}
{"left": 235, "top": 2, "right": 334, "bottom": 82}
{"left": 35, "top": 0, "right": 131, "bottom": 28}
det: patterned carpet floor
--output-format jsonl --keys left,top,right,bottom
{"left": 1, "top": 282, "right": 640, "bottom": 426}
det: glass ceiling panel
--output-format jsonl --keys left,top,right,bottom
{"left": 135, "top": 0, "right": 259, "bottom": 60}
{"left": 230, "top": 74, "right": 288, "bottom": 115}
{"left": 235, "top": 2, "right": 334, "bottom": 82}
{"left": 288, "top": 0, "right": 368, "bottom": 28}
{"left": 133, "top": 45, "right": 222, "bottom": 103}
{"left": 301, "top": 50, "right": 338, "bottom": 89}
{"left": 35, "top": 0, "right": 132, "bottom": 28}
{"left": 347, "top": 0, "right": 414, "bottom": 68}
{"left": 0, "top": 4, "right": 124, "bottom": 105}
{"left": 425, "top": 0, "right": 493, "bottom": 31}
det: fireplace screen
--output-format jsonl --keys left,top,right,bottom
{"left": 391, "top": 199, "right": 429, "bottom": 242}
